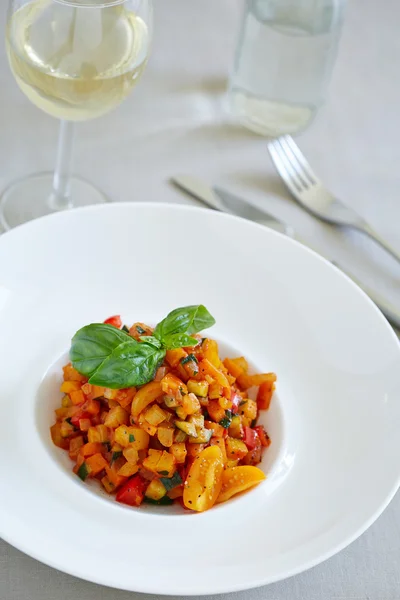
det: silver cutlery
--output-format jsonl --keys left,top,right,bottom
{"left": 172, "top": 174, "right": 400, "bottom": 331}
{"left": 268, "top": 135, "right": 400, "bottom": 264}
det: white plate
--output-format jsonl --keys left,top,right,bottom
{"left": 0, "top": 203, "right": 399, "bottom": 595}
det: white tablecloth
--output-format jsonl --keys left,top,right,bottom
{"left": 1, "top": 0, "right": 399, "bottom": 598}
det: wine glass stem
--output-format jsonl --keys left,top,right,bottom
{"left": 48, "top": 120, "right": 75, "bottom": 210}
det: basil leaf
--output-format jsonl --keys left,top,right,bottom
{"left": 139, "top": 336, "right": 162, "bottom": 349}
{"left": 70, "top": 324, "right": 131, "bottom": 377}
{"left": 89, "top": 340, "right": 166, "bottom": 389}
{"left": 162, "top": 333, "right": 199, "bottom": 350}
{"left": 154, "top": 305, "right": 215, "bottom": 342}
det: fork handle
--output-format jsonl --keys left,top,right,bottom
{"left": 357, "top": 224, "right": 400, "bottom": 264}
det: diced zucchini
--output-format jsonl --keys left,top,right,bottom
{"left": 189, "top": 426, "right": 212, "bottom": 444}
{"left": 144, "top": 496, "right": 174, "bottom": 506}
{"left": 188, "top": 414, "right": 205, "bottom": 429}
{"left": 160, "top": 471, "right": 183, "bottom": 491}
{"left": 174, "top": 429, "right": 188, "bottom": 443}
{"left": 164, "top": 395, "right": 179, "bottom": 409}
{"left": 175, "top": 420, "right": 197, "bottom": 437}
{"left": 145, "top": 479, "right": 167, "bottom": 501}
{"left": 187, "top": 379, "right": 209, "bottom": 397}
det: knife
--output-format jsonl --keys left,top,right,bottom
{"left": 171, "top": 175, "right": 400, "bottom": 332}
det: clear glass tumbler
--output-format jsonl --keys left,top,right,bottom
{"left": 1, "top": 0, "right": 153, "bottom": 230}
{"left": 228, "top": 0, "right": 346, "bottom": 137}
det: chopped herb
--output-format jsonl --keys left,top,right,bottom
{"left": 158, "top": 470, "right": 169, "bottom": 476}
{"left": 129, "top": 434, "right": 135, "bottom": 443}
{"left": 203, "top": 409, "right": 210, "bottom": 420}
{"left": 239, "top": 400, "right": 248, "bottom": 407}
{"left": 179, "top": 386, "right": 186, "bottom": 396}
{"left": 136, "top": 325, "right": 146, "bottom": 334}
{"left": 144, "top": 496, "right": 174, "bottom": 506}
{"left": 181, "top": 354, "right": 198, "bottom": 366}
{"left": 219, "top": 410, "right": 233, "bottom": 429}
{"left": 103, "top": 441, "right": 111, "bottom": 451}
{"left": 160, "top": 472, "right": 183, "bottom": 491}
{"left": 111, "top": 451, "right": 122, "bottom": 463}
{"left": 122, "top": 325, "right": 129, "bottom": 333}
{"left": 77, "top": 462, "right": 89, "bottom": 481}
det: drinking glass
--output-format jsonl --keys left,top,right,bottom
{"left": 1, "top": 0, "right": 153, "bottom": 230}
{"left": 228, "top": 0, "right": 345, "bottom": 137}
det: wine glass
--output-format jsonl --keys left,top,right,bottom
{"left": 1, "top": 0, "right": 153, "bottom": 230}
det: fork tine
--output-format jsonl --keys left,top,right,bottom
{"left": 268, "top": 141, "right": 304, "bottom": 196}
{"left": 281, "top": 135, "right": 318, "bottom": 185}
{"left": 269, "top": 139, "right": 309, "bottom": 193}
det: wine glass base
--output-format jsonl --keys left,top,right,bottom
{"left": 0, "top": 172, "right": 109, "bottom": 231}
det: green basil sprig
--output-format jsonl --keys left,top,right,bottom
{"left": 70, "top": 305, "right": 215, "bottom": 389}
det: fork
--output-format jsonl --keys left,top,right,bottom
{"left": 268, "top": 135, "right": 400, "bottom": 264}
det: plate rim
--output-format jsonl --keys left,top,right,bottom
{"left": 1, "top": 201, "right": 399, "bottom": 594}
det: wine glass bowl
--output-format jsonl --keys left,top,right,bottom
{"left": 1, "top": 0, "right": 152, "bottom": 229}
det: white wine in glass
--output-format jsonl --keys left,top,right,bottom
{"left": 1, "top": 0, "right": 152, "bottom": 230}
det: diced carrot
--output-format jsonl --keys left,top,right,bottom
{"left": 186, "top": 443, "right": 206, "bottom": 458}
{"left": 70, "top": 390, "right": 85, "bottom": 406}
{"left": 257, "top": 380, "right": 276, "bottom": 410}
{"left": 60, "top": 420, "right": 75, "bottom": 438}
{"left": 117, "top": 462, "right": 139, "bottom": 477}
{"left": 55, "top": 407, "right": 69, "bottom": 420}
{"left": 165, "top": 348, "right": 187, "bottom": 368}
{"left": 60, "top": 381, "right": 82, "bottom": 394}
{"left": 105, "top": 457, "right": 127, "bottom": 488}
{"left": 50, "top": 423, "right": 69, "bottom": 449}
{"left": 86, "top": 399, "right": 101, "bottom": 415}
{"left": 223, "top": 357, "right": 244, "bottom": 379}
{"left": 129, "top": 322, "right": 153, "bottom": 340}
{"left": 115, "top": 388, "right": 136, "bottom": 409}
{"left": 101, "top": 476, "right": 115, "bottom": 494}
{"left": 69, "top": 436, "right": 84, "bottom": 460}
{"left": 104, "top": 405, "right": 129, "bottom": 428}
{"left": 88, "top": 425, "right": 109, "bottom": 443}
{"left": 131, "top": 381, "right": 163, "bottom": 420}
{"left": 205, "top": 421, "right": 225, "bottom": 437}
{"left": 175, "top": 363, "right": 190, "bottom": 382}
{"left": 79, "top": 418, "right": 92, "bottom": 432}
{"left": 208, "top": 400, "right": 226, "bottom": 423}
{"left": 160, "top": 373, "right": 187, "bottom": 397}
{"left": 182, "top": 393, "right": 201, "bottom": 415}
{"left": 86, "top": 453, "right": 108, "bottom": 476}
{"left": 238, "top": 372, "right": 276, "bottom": 390}
{"left": 167, "top": 486, "right": 184, "bottom": 499}
{"left": 63, "top": 364, "right": 86, "bottom": 382}
{"left": 208, "top": 381, "right": 223, "bottom": 399}
{"left": 199, "top": 359, "right": 230, "bottom": 390}
{"left": 79, "top": 442, "right": 105, "bottom": 458}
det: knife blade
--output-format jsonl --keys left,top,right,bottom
{"left": 171, "top": 175, "right": 400, "bottom": 332}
